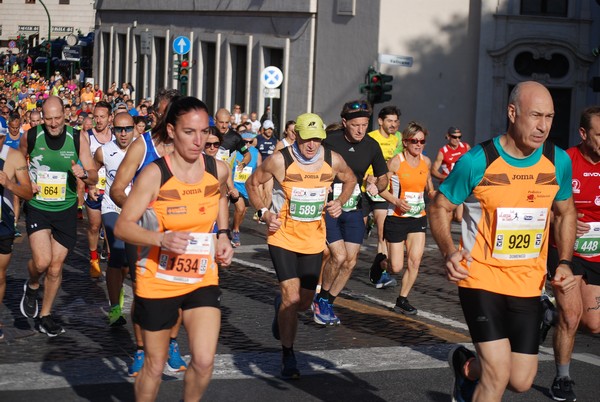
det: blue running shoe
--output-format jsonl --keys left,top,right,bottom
{"left": 128, "top": 350, "right": 144, "bottom": 377}
{"left": 231, "top": 231, "right": 241, "bottom": 248}
{"left": 328, "top": 302, "right": 341, "bottom": 326}
{"left": 272, "top": 294, "right": 281, "bottom": 340}
{"left": 167, "top": 340, "right": 187, "bottom": 372}
{"left": 375, "top": 271, "right": 397, "bottom": 289}
{"left": 311, "top": 296, "right": 330, "bottom": 325}
{"left": 0, "top": 327, "right": 4, "bottom": 340}
{"left": 448, "top": 345, "right": 477, "bottom": 402}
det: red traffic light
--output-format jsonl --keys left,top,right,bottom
{"left": 371, "top": 75, "right": 380, "bottom": 83}
{"left": 181, "top": 60, "right": 189, "bottom": 68}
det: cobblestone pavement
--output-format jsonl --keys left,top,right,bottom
{"left": 0, "top": 212, "right": 598, "bottom": 401}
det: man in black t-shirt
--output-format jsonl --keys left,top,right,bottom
{"left": 313, "top": 100, "right": 388, "bottom": 326}
{"left": 214, "top": 108, "right": 251, "bottom": 168}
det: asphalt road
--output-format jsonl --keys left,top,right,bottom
{"left": 0, "top": 211, "right": 598, "bottom": 401}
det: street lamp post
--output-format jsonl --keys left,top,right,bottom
{"left": 39, "top": 0, "right": 51, "bottom": 79}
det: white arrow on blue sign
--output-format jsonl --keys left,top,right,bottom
{"left": 261, "top": 66, "right": 283, "bottom": 89}
{"left": 173, "top": 36, "right": 191, "bottom": 55}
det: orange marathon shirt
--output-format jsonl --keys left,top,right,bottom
{"left": 136, "top": 155, "right": 221, "bottom": 299}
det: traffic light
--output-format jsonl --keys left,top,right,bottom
{"left": 179, "top": 59, "right": 189, "bottom": 84}
{"left": 173, "top": 58, "right": 180, "bottom": 80}
{"left": 378, "top": 73, "right": 393, "bottom": 103}
{"left": 359, "top": 67, "right": 393, "bottom": 104}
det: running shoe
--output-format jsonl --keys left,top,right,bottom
{"left": 281, "top": 352, "right": 300, "bottom": 380}
{"left": 394, "top": 296, "right": 418, "bottom": 315}
{"left": 550, "top": 376, "right": 576, "bottom": 402}
{"left": 99, "top": 227, "right": 105, "bottom": 240}
{"left": 272, "top": 294, "right": 281, "bottom": 340}
{"left": 38, "top": 315, "right": 66, "bottom": 337}
{"left": 232, "top": 231, "right": 241, "bottom": 248}
{"left": 108, "top": 305, "right": 126, "bottom": 327}
{"left": 369, "top": 253, "right": 386, "bottom": 285}
{"left": 20, "top": 280, "right": 39, "bottom": 318}
{"left": 90, "top": 258, "right": 101, "bottom": 278}
{"left": 167, "top": 340, "right": 187, "bottom": 372}
{"left": 14, "top": 225, "right": 21, "bottom": 238}
{"left": 128, "top": 350, "right": 145, "bottom": 377}
{"left": 0, "top": 327, "right": 4, "bottom": 340}
{"left": 100, "top": 248, "right": 108, "bottom": 261}
{"left": 539, "top": 293, "right": 557, "bottom": 345}
{"left": 328, "top": 302, "right": 341, "bottom": 325}
{"left": 448, "top": 345, "right": 477, "bottom": 402}
{"left": 375, "top": 271, "right": 397, "bottom": 289}
{"left": 311, "top": 296, "right": 330, "bottom": 325}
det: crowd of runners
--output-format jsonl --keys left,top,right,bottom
{"left": 0, "top": 61, "right": 598, "bottom": 402}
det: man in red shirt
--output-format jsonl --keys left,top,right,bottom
{"left": 545, "top": 106, "right": 600, "bottom": 402}
{"left": 430, "top": 127, "right": 470, "bottom": 222}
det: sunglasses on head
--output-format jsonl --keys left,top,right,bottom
{"left": 449, "top": 134, "right": 461, "bottom": 139}
{"left": 406, "top": 138, "right": 426, "bottom": 145}
{"left": 345, "top": 101, "right": 369, "bottom": 111}
{"left": 114, "top": 125, "right": 134, "bottom": 133}
{"left": 205, "top": 142, "right": 221, "bottom": 149}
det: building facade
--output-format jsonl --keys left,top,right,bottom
{"left": 94, "top": 0, "right": 600, "bottom": 152}
{"left": 0, "top": 0, "right": 95, "bottom": 50}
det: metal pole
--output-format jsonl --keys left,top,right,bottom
{"left": 39, "top": 0, "right": 51, "bottom": 79}
{"left": 269, "top": 98, "right": 273, "bottom": 122}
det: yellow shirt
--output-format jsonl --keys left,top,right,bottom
{"left": 363, "top": 129, "right": 400, "bottom": 190}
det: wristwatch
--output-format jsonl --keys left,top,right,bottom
{"left": 257, "top": 207, "right": 269, "bottom": 222}
{"left": 558, "top": 259, "right": 573, "bottom": 269}
{"left": 217, "top": 229, "right": 233, "bottom": 241}
{"left": 81, "top": 170, "right": 88, "bottom": 180}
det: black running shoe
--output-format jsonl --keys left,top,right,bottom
{"left": 369, "top": 253, "right": 386, "bottom": 284}
{"left": 539, "top": 294, "right": 557, "bottom": 345}
{"left": 281, "top": 352, "right": 300, "bottom": 380}
{"left": 38, "top": 315, "right": 65, "bottom": 337}
{"left": 20, "top": 281, "right": 39, "bottom": 318}
{"left": 550, "top": 376, "right": 576, "bottom": 402}
{"left": 394, "top": 296, "right": 418, "bottom": 315}
{"left": 448, "top": 345, "right": 477, "bottom": 402}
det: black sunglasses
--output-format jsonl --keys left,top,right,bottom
{"left": 205, "top": 142, "right": 221, "bottom": 149}
{"left": 243, "top": 140, "right": 254, "bottom": 144}
{"left": 449, "top": 134, "right": 462, "bottom": 139}
{"left": 114, "top": 126, "right": 134, "bottom": 133}
{"left": 406, "top": 138, "right": 426, "bottom": 145}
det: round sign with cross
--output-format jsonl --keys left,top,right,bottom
{"left": 261, "top": 66, "right": 283, "bottom": 89}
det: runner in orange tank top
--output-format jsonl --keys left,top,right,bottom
{"left": 430, "top": 81, "right": 577, "bottom": 402}
{"left": 246, "top": 113, "right": 356, "bottom": 380}
{"left": 378, "top": 121, "right": 435, "bottom": 315}
{"left": 115, "top": 97, "right": 233, "bottom": 402}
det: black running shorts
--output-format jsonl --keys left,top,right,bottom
{"left": 459, "top": 287, "right": 541, "bottom": 355}
{"left": 133, "top": 285, "right": 221, "bottom": 331}
{"left": 268, "top": 244, "right": 322, "bottom": 290}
